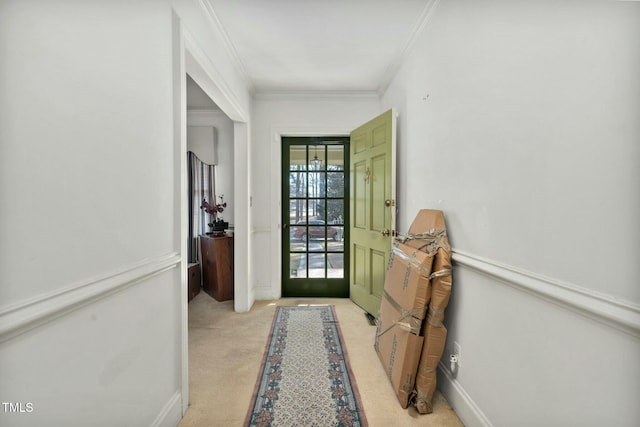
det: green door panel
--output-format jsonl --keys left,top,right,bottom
{"left": 349, "top": 109, "right": 396, "bottom": 316}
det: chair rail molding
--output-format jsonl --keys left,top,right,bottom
{"left": 451, "top": 249, "right": 640, "bottom": 337}
{"left": 251, "top": 226, "right": 271, "bottom": 234}
{"left": 0, "top": 252, "right": 181, "bottom": 343}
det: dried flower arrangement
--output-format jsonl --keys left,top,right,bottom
{"left": 200, "top": 195, "right": 227, "bottom": 228}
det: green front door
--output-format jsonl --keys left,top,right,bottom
{"left": 282, "top": 137, "right": 350, "bottom": 297}
{"left": 349, "top": 110, "right": 396, "bottom": 316}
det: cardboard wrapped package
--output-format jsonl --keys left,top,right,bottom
{"left": 375, "top": 209, "right": 452, "bottom": 413}
{"left": 400, "top": 209, "right": 452, "bottom": 414}
{"left": 414, "top": 246, "right": 452, "bottom": 414}
{"left": 374, "top": 242, "right": 434, "bottom": 408}
{"left": 375, "top": 296, "right": 424, "bottom": 408}
{"left": 385, "top": 242, "right": 435, "bottom": 322}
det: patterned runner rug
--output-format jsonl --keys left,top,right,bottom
{"left": 245, "top": 305, "right": 368, "bottom": 427}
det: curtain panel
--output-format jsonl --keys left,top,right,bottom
{"left": 188, "top": 151, "right": 216, "bottom": 263}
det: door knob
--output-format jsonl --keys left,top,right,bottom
{"left": 381, "top": 229, "right": 390, "bottom": 237}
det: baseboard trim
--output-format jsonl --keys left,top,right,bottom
{"left": 438, "top": 361, "right": 494, "bottom": 427}
{"left": 150, "top": 390, "right": 183, "bottom": 427}
{"left": 0, "top": 252, "right": 181, "bottom": 343}
{"left": 451, "top": 249, "right": 640, "bottom": 336}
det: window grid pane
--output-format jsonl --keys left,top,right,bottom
{"left": 288, "top": 143, "right": 345, "bottom": 280}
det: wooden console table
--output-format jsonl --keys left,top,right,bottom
{"left": 187, "top": 263, "right": 201, "bottom": 302}
{"left": 200, "top": 233, "right": 234, "bottom": 301}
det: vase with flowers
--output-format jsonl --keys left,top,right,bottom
{"left": 201, "top": 195, "right": 228, "bottom": 233}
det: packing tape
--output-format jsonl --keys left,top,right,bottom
{"left": 428, "top": 305, "right": 445, "bottom": 317}
{"left": 425, "top": 317, "right": 442, "bottom": 328}
{"left": 395, "top": 228, "right": 451, "bottom": 254}
{"left": 414, "top": 390, "right": 435, "bottom": 414}
{"left": 376, "top": 316, "right": 421, "bottom": 338}
{"left": 418, "top": 365, "right": 437, "bottom": 374}
{"left": 428, "top": 268, "right": 451, "bottom": 280}
{"left": 376, "top": 291, "right": 424, "bottom": 337}
{"left": 383, "top": 290, "right": 428, "bottom": 321}
{"left": 391, "top": 244, "right": 435, "bottom": 276}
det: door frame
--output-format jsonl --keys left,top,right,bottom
{"left": 281, "top": 136, "right": 350, "bottom": 297}
{"left": 269, "top": 128, "right": 353, "bottom": 300}
{"left": 173, "top": 13, "right": 251, "bottom": 415}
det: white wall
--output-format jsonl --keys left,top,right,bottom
{"left": 187, "top": 125, "right": 217, "bottom": 165}
{"left": 382, "top": 1, "right": 640, "bottom": 426}
{"left": 251, "top": 94, "right": 381, "bottom": 299}
{"left": 187, "top": 111, "right": 235, "bottom": 226}
{"left": 0, "top": 0, "right": 251, "bottom": 425}
{"left": 0, "top": 1, "right": 179, "bottom": 425}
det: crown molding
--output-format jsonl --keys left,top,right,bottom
{"left": 253, "top": 90, "right": 380, "bottom": 101}
{"left": 184, "top": 29, "right": 249, "bottom": 122}
{"left": 377, "top": 0, "right": 441, "bottom": 96}
{"left": 197, "top": 0, "right": 255, "bottom": 94}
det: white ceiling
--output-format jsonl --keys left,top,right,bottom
{"left": 205, "top": 0, "right": 435, "bottom": 94}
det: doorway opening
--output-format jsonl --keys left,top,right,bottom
{"left": 281, "top": 136, "right": 349, "bottom": 297}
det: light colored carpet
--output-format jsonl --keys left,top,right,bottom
{"left": 179, "top": 293, "right": 463, "bottom": 427}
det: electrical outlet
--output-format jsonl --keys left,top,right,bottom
{"left": 453, "top": 341, "right": 462, "bottom": 368}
